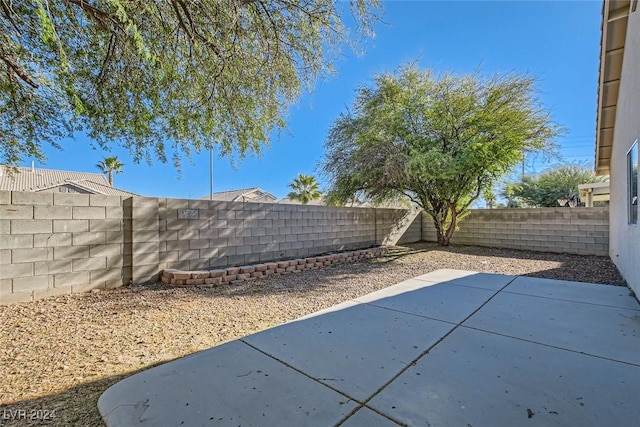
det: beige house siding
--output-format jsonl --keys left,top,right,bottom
{"left": 608, "top": 4, "right": 640, "bottom": 296}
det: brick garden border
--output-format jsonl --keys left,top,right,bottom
{"left": 161, "top": 246, "right": 389, "bottom": 286}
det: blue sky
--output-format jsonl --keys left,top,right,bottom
{"left": 27, "top": 1, "right": 602, "bottom": 199}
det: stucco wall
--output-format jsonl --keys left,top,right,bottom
{"left": 609, "top": 7, "right": 640, "bottom": 295}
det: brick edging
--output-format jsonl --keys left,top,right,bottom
{"left": 161, "top": 246, "right": 389, "bottom": 286}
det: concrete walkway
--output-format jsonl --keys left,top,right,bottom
{"left": 98, "top": 269, "right": 640, "bottom": 426}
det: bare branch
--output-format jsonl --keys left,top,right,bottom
{"left": 1, "top": 54, "right": 38, "bottom": 88}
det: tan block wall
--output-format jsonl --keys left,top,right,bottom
{"left": 1, "top": 190, "right": 612, "bottom": 304}
{"left": 0, "top": 191, "right": 125, "bottom": 303}
{"left": 154, "top": 199, "right": 417, "bottom": 276}
{"left": 1, "top": 192, "right": 422, "bottom": 303}
{"left": 422, "top": 207, "right": 609, "bottom": 256}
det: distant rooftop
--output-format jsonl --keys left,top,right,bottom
{"left": 201, "top": 187, "right": 277, "bottom": 202}
{"left": 0, "top": 165, "right": 138, "bottom": 197}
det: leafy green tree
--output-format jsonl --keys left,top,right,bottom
{"left": 502, "top": 182, "right": 525, "bottom": 208}
{"left": 506, "top": 164, "right": 607, "bottom": 207}
{"left": 482, "top": 188, "right": 497, "bottom": 209}
{"left": 321, "top": 65, "right": 560, "bottom": 245}
{"left": 96, "top": 156, "right": 124, "bottom": 186}
{"left": 1, "top": 1, "right": 380, "bottom": 166}
{"left": 287, "top": 174, "right": 323, "bottom": 204}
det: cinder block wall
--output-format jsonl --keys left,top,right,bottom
{"left": 0, "top": 191, "right": 125, "bottom": 303}
{"left": 398, "top": 212, "right": 422, "bottom": 244}
{"left": 0, "top": 191, "right": 612, "bottom": 303}
{"left": 1, "top": 192, "right": 421, "bottom": 303}
{"left": 422, "top": 207, "right": 609, "bottom": 256}
{"left": 148, "top": 198, "right": 415, "bottom": 281}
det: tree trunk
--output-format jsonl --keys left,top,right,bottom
{"left": 431, "top": 216, "right": 449, "bottom": 246}
{"left": 430, "top": 205, "right": 458, "bottom": 246}
{"left": 444, "top": 207, "right": 458, "bottom": 246}
{"left": 108, "top": 171, "right": 113, "bottom": 186}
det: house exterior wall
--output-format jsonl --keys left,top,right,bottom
{"left": 36, "top": 184, "right": 92, "bottom": 194}
{"left": 609, "top": 7, "right": 640, "bottom": 295}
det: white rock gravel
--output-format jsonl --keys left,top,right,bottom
{"left": 0, "top": 243, "right": 625, "bottom": 426}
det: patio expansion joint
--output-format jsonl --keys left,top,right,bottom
{"left": 237, "top": 338, "right": 363, "bottom": 402}
{"left": 413, "top": 278, "right": 506, "bottom": 293}
{"left": 333, "top": 274, "right": 520, "bottom": 426}
{"left": 459, "top": 324, "right": 640, "bottom": 368}
{"left": 235, "top": 340, "right": 404, "bottom": 427}
{"left": 337, "top": 404, "right": 407, "bottom": 427}
{"left": 358, "top": 301, "right": 459, "bottom": 325}
{"left": 501, "top": 289, "right": 640, "bottom": 311}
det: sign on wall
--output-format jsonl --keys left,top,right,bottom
{"left": 178, "top": 209, "right": 199, "bottom": 220}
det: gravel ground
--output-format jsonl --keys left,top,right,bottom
{"left": 0, "top": 243, "right": 625, "bottom": 426}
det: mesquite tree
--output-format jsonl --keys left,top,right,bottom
{"left": 322, "top": 65, "right": 560, "bottom": 245}
{"left": 507, "top": 165, "right": 607, "bottom": 207}
{"left": 1, "top": 0, "right": 379, "bottom": 166}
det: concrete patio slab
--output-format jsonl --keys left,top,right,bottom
{"left": 294, "top": 299, "right": 361, "bottom": 321}
{"left": 98, "top": 340, "right": 358, "bottom": 426}
{"left": 355, "top": 278, "right": 497, "bottom": 323}
{"left": 463, "top": 291, "right": 640, "bottom": 365}
{"left": 99, "top": 270, "right": 640, "bottom": 427}
{"left": 243, "top": 303, "right": 454, "bottom": 401}
{"left": 351, "top": 277, "right": 438, "bottom": 302}
{"left": 368, "top": 327, "right": 640, "bottom": 427}
{"left": 414, "top": 268, "right": 478, "bottom": 281}
{"left": 339, "top": 407, "right": 400, "bottom": 427}
{"left": 415, "top": 269, "right": 516, "bottom": 291}
{"left": 504, "top": 276, "right": 639, "bottom": 310}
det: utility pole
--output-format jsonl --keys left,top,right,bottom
{"left": 209, "top": 146, "right": 214, "bottom": 201}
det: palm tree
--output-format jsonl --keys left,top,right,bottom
{"left": 96, "top": 156, "right": 124, "bottom": 186}
{"left": 287, "top": 174, "right": 322, "bottom": 204}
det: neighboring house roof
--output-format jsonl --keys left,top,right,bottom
{"left": 201, "top": 187, "right": 277, "bottom": 202}
{"left": 595, "top": 0, "right": 632, "bottom": 175}
{"left": 578, "top": 181, "right": 611, "bottom": 206}
{"left": 0, "top": 165, "right": 138, "bottom": 196}
{"left": 61, "top": 179, "right": 138, "bottom": 196}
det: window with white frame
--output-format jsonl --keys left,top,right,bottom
{"left": 628, "top": 141, "right": 638, "bottom": 224}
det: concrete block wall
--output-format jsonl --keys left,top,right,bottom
{"left": 0, "top": 191, "right": 125, "bottom": 303}
{"left": 1, "top": 192, "right": 421, "bottom": 303}
{"left": 125, "top": 197, "right": 161, "bottom": 284}
{"left": 1, "top": 190, "right": 613, "bottom": 304}
{"left": 422, "top": 207, "right": 609, "bottom": 256}
{"left": 375, "top": 208, "right": 422, "bottom": 246}
{"left": 401, "top": 214, "right": 422, "bottom": 244}
{"left": 152, "top": 198, "right": 415, "bottom": 279}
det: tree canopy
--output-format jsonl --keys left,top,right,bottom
{"left": 505, "top": 165, "right": 607, "bottom": 207}
{"left": 321, "top": 65, "right": 561, "bottom": 245}
{"left": 287, "top": 173, "right": 323, "bottom": 204}
{"left": 1, "top": 0, "right": 380, "bottom": 166}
